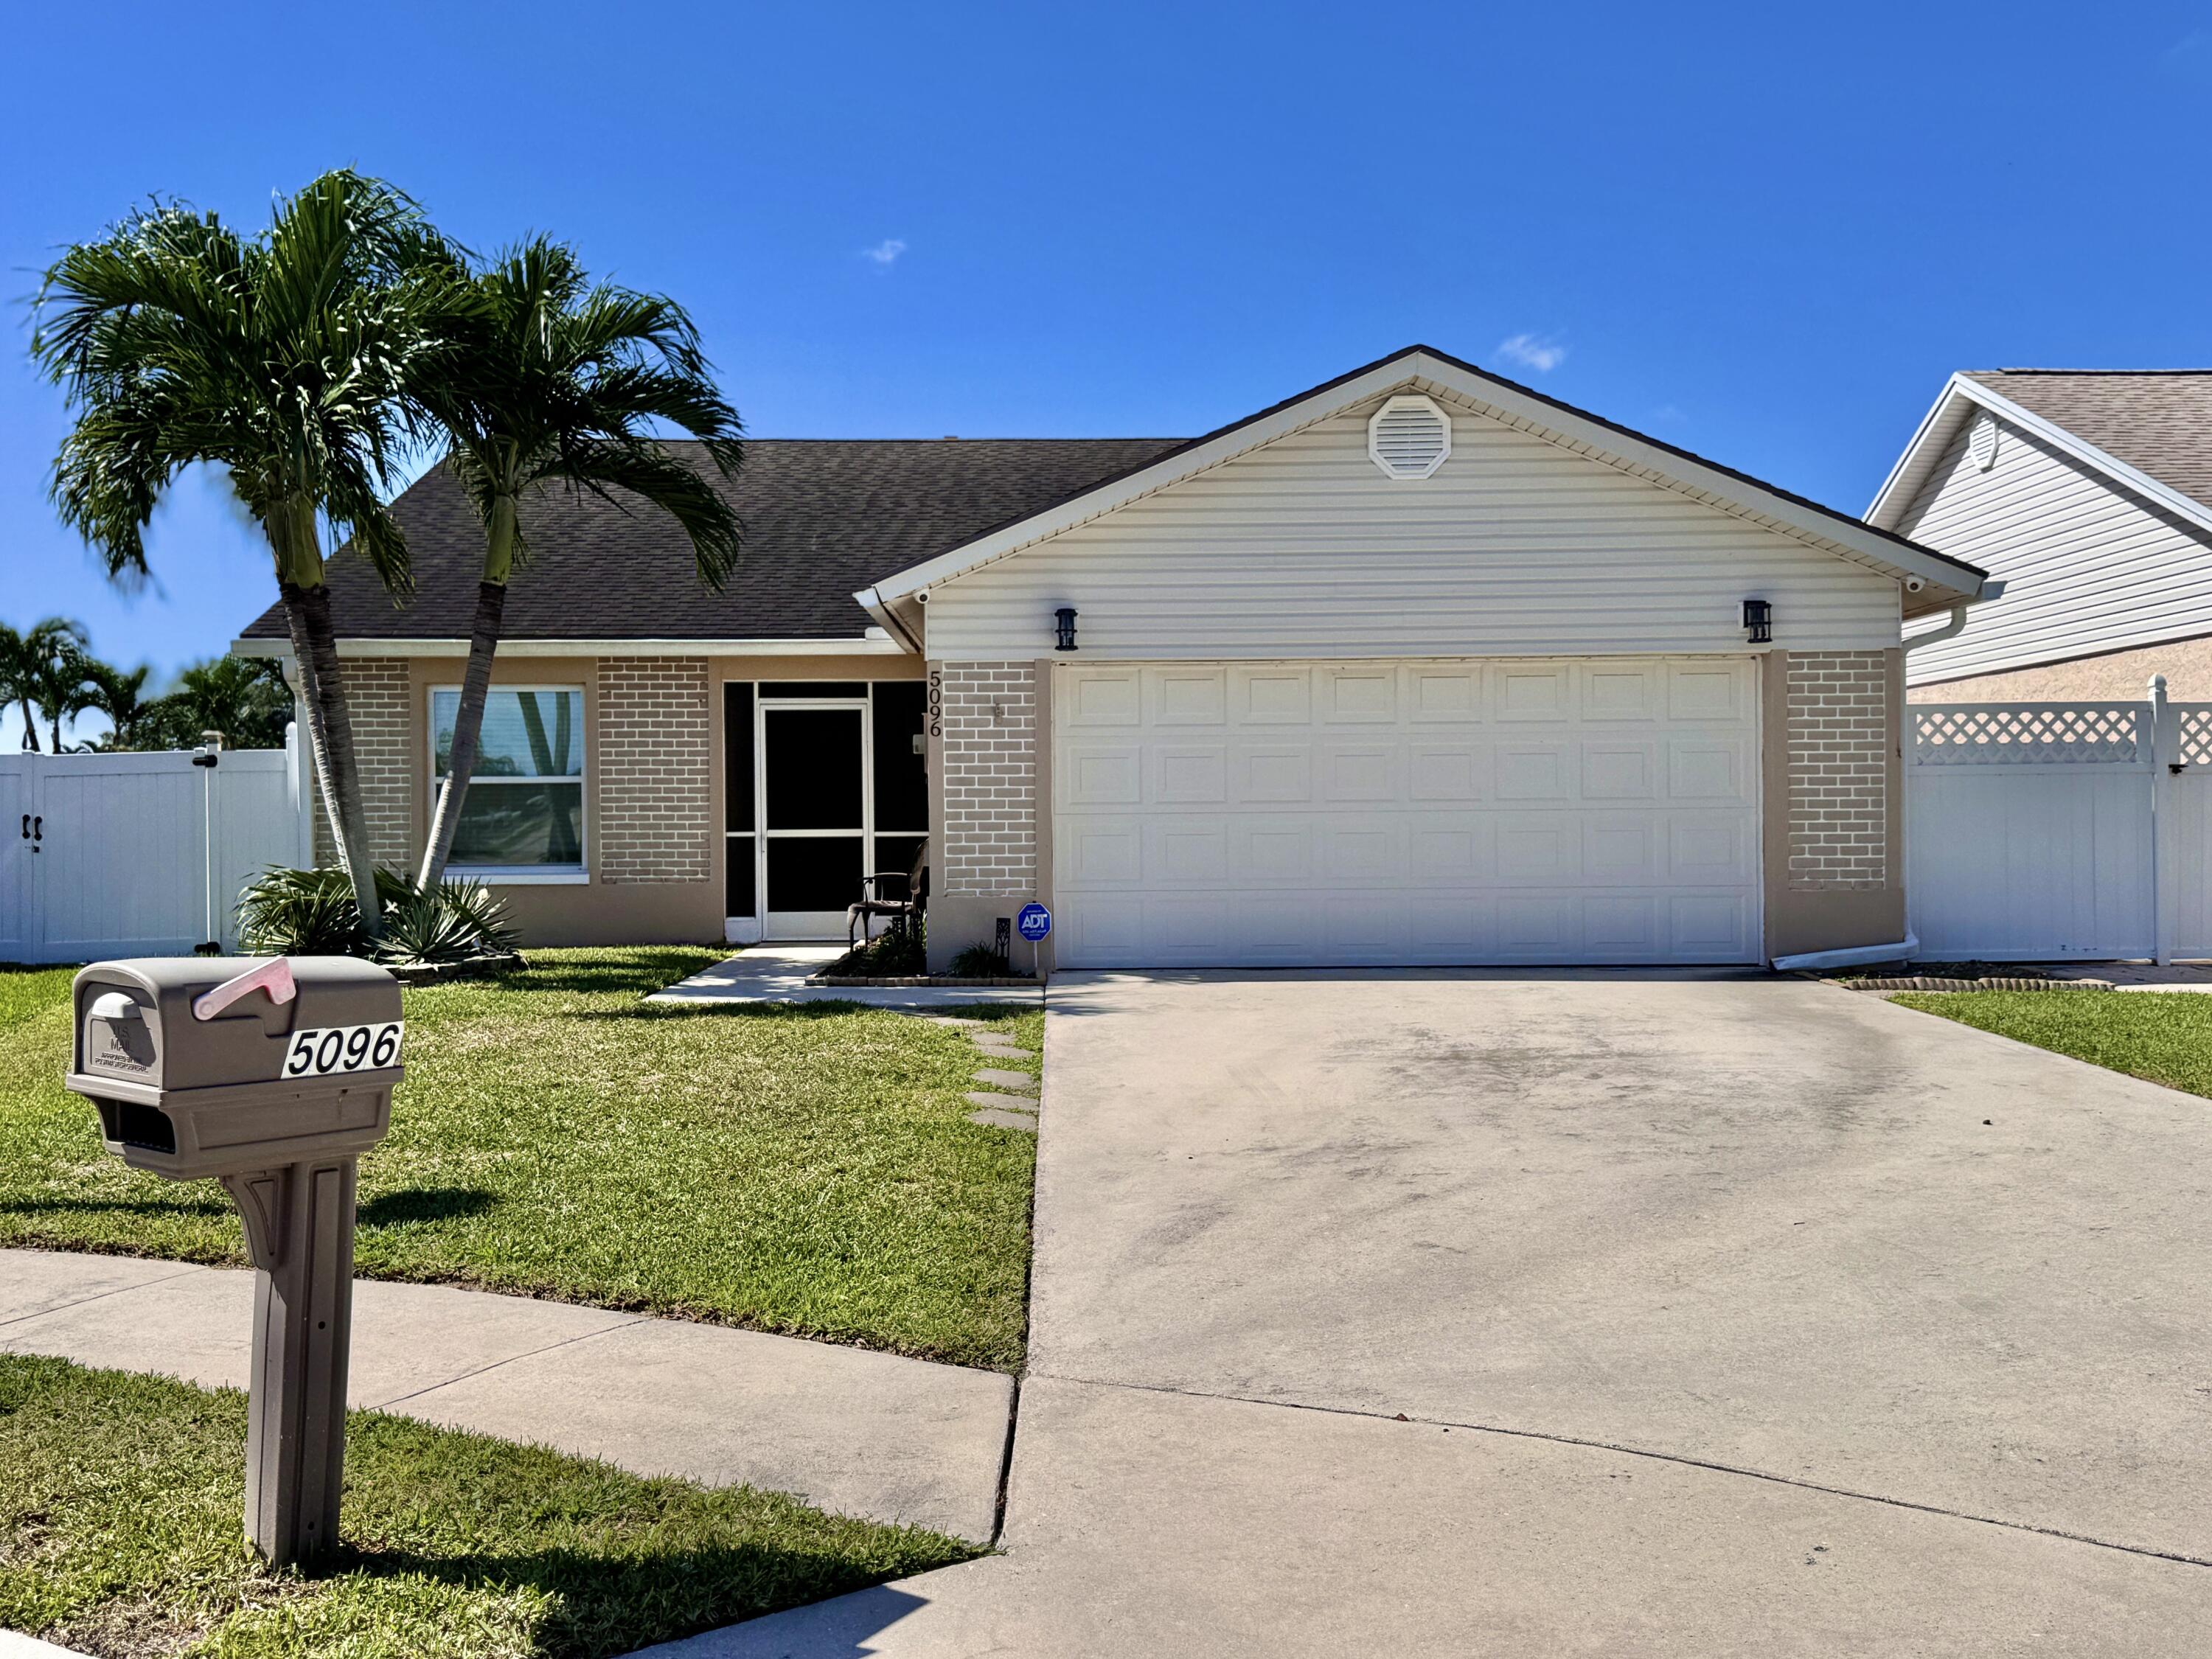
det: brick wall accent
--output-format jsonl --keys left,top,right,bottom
{"left": 597, "top": 656, "right": 712, "bottom": 883}
{"left": 307, "top": 658, "right": 413, "bottom": 869}
{"left": 1786, "top": 650, "right": 1889, "bottom": 891}
{"left": 936, "top": 660, "right": 1037, "bottom": 897}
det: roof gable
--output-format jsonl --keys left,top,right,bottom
{"left": 1869, "top": 371, "right": 2212, "bottom": 544}
{"left": 860, "top": 345, "right": 1985, "bottom": 620}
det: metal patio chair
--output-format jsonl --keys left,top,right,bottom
{"left": 847, "top": 839, "right": 929, "bottom": 949}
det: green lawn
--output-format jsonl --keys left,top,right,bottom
{"left": 1891, "top": 988, "right": 2212, "bottom": 1099}
{"left": 0, "top": 950, "right": 1040, "bottom": 1370}
{"left": 0, "top": 1353, "right": 975, "bottom": 1659}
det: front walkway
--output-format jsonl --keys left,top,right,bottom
{"left": 0, "top": 1250, "right": 1011, "bottom": 1543}
{"left": 649, "top": 944, "right": 1043, "bottom": 1009}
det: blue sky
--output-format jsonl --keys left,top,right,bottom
{"left": 5, "top": 1, "right": 2210, "bottom": 745}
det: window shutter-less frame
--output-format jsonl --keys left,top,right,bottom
{"left": 1367, "top": 394, "right": 1452, "bottom": 479}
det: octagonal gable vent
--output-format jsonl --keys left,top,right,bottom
{"left": 1368, "top": 394, "right": 1451, "bottom": 479}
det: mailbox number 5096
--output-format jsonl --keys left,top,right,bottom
{"left": 283, "top": 1021, "right": 403, "bottom": 1079}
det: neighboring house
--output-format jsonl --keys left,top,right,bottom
{"left": 1870, "top": 369, "right": 2212, "bottom": 700}
{"left": 236, "top": 344, "right": 1985, "bottom": 971}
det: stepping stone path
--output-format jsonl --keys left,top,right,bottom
{"left": 921, "top": 1016, "right": 1040, "bottom": 1134}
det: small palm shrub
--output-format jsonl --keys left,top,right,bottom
{"left": 376, "top": 877, "right": 518, "bottom": 969}
{"left": 234, "top": 866, "right": 516, "bottom": 968}
{"left": 949, "top": 942, "right": 1017, "bottom": 978}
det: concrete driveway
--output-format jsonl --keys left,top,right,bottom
{"left": 676, "top": 971, "right": 2212, "bottom": 1657}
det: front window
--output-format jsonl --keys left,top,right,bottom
{"left": 432, "top": 687, "right": 585, "bottom": 872}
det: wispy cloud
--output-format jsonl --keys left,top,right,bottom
{"left": 1496, "top": 333, "right": 1567, "bottom": 373}
{"left": 862, "top": 238, "right": 908, "bottom": 268}
{"left": 2163, "top": 30, "right": 2212, "bottom": 85}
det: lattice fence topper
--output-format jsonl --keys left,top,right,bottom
{"left": 2177, "top": 707, "right": 2212, "bottom": 768}
{"left": 1910, "top": 704, "right": 2143, "bottom": 765}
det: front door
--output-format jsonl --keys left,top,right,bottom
{"left": 762, "top": 698, "right": 868, "bottom": 939}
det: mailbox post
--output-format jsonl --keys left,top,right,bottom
{"left": 64, "top": 956, "right": 403, "bottom": 1567}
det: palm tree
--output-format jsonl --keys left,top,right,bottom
{"left": 30, "top": 170, "right": 463, "bottom": 933}
{"left": 408, "top": 237, "right": 742, "bottom": 886}
{"left": 79, "top": 659, "right": 151, "bottom": 749}
{"left": 156, "top": 655, "right": 293, "bottom": 750}
{"left": 22, "top": 619, "right": 97, "bottom": 753}
{"left": 0, "top": 623, "right": 44, "bottom": 751}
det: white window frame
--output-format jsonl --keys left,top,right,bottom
{"left": 428, "top": 684, "right": 589, "bottom": 883}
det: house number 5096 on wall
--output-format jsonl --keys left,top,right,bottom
{"left": 282, "top": 1021, "right": 404, "bottom": 1079}
{"left": 928, "top": 669, "right": 942, "bottom": 737}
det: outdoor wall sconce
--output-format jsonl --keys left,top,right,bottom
{"left": 1742, "top": 599, "right": 1772, "bottom": 644}
{"left": 1054, "top": 607, "right": 1079, "bottom": 651}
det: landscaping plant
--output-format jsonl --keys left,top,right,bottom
{"left": 235, "top": 865, "right": 516, "bottom": 968}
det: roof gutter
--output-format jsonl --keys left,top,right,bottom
{"left": 854, "top": 586, "right": 925, "bottom": 655}
{"left": 1901, "top": 578, "right": 2007, "bottom": 659}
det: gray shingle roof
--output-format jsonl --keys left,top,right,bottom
{"left": 239, "top": 437, "right": 1186, "bottom": 643}
{"left": 1963, "top": 370, "right": 2212, "bottom": 510}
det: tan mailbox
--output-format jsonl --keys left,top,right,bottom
{"left": 64, "top": 956, "right": 403, "bottom": 1568}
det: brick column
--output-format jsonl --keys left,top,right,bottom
{"left": 596, "top": 657, "right": 712, "bottom": 883}
{"left": 1785, "top": 650, "right": 1889, "bottom": 890}
{"left": 935, "top": 661, "right": 1038, "bottom": 898}
{"left": 307, "top": 658, "right": 412, "bottom": 870}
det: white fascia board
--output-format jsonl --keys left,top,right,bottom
{"left": 860, "top": 349, "right": 1985, "bottom": 605}
{"left": 1865, "top": 375, "right": 1973, "bottom": 529}
{"left": 230, "top": 636, "right": 910, "bottom": 660}
{"left": 1882, "top": 377, "right": 2212, "bottom": 545}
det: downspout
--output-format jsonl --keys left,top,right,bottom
{"left": 1773, "top": 580, "right": 2006, "bottom": 973}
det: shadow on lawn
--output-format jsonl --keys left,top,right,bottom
{"left": 2, "top": 1192, "right": 231, "bottom": 1220}
{"left": 358, "top": 1186, "right": 498, "bottom": 1228}
{"left": 331, "top": 1539, "right": 942, "bottom": 1659}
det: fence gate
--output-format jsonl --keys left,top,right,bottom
{"left": 0, "top": 730, "right": 311, "bottom": 965}
{"left": 1907, "top": 683, "right": 2212, "bottom": 961}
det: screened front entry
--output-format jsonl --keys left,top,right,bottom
{"left": 724, "top": 681, "right": 928, "bottom": 939}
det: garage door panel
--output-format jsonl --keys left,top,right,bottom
{"left": 1234, "top": 667, "right": 1312, "bottom": 724}
{"left": 1065, "top": 669, "right": 1142, "bottom": 727}
{"left": 1062, "top": 744, "right": 1142, "bottom": 807}
{"left": 1496, "top": 742, "right": 1573, "bottom": 801}
{"left": 1410, "top": 743, "right": 1483, "bottom": 801}
{"left": 1321, "top": 744, "right": 1398, "bottom": 802}
{"left": 1149, "top": 668, "right": 1228, "bottom": 726}
{"left": 1319, "top": 667, "right": 1399, "bottom": 723}
{"left": 1582, "top": 664, "right": 1661, "bottom": 722}
{"left": 1152, "top": 746, "right": 1228, "bottom": 803}
{"left": 1054, "top": 656, "right": 1759, "bottom": 967}
{"left": 1236, "top": 744, "right": 1314, "bottom": 803}
{"left": 1666, "top": 737, "right": 1751, "bottom": 802}
{"left": 1493, "top": 664, "right": 1572, "bottom": 722}
{"left": 1580, "top": 740, "right": 1658, "bottom": 801}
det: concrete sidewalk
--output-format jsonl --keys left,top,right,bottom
{"left": 0, "top": 1250, "right": 1011, "bottom": 1543}
{"left": 648, "top": 945, "right": 1043, "bottom": 1009}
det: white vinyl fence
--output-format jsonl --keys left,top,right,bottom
{"left": 1907, "top": 680, "right": 2212, "bottom": 961}
{"left": 0, "top": 727, "right": 313, "bottom": 964}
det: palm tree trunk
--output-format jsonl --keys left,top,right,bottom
{"left": 417, "top": 579, "right": 507, "bottom": 887}
{"left": 18, "top": 702, "right": 38, "bottom": 753}
{"left": 279, "top": 579, "right": 385, "bottom": 938}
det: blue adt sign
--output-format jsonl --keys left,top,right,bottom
{"left": 1016, "top": 902, "right": 1052, "bottom": 942}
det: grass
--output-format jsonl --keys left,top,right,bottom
{"left": 1891, "top": 988, "right": 2212, "bottom": 1099}
{"left": 0, "top": 1353, "right": 976, "bottom": 1659}
{"left": 0, "top": 949, "right": 1041, "bottom": 1370}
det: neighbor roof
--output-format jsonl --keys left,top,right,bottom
{"left": 1959, "top": 371, "right": 2212, "bottom": 509}
{"left": 1868, "top": 369, "right": 2212, "bottom": 538}
{"left": 237, "top": 437, "right": 1186, "bottom": 644}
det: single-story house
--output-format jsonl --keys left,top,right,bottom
{"left": 237, "top": 345, "right": 1988, "bottom": 972}
{"left": 1871, "top": 369, "right": 2212, "bottom": 701}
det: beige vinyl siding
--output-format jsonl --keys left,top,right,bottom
{"left": 922, "top": 397, "right": 1901, "bottom": 661}
{"left": 1897, "top": 416, "right": 2212, "bottom": 686}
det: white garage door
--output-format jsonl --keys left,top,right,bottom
{"left": 1051, "top": 658, "right": 1761, "bottom": 967}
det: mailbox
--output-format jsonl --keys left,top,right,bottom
{"left": 69, "top": 956, "right": 401, "bottom": 1180}
{"left": 63, "top": 956, "right": 403, "bottom": 1568}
